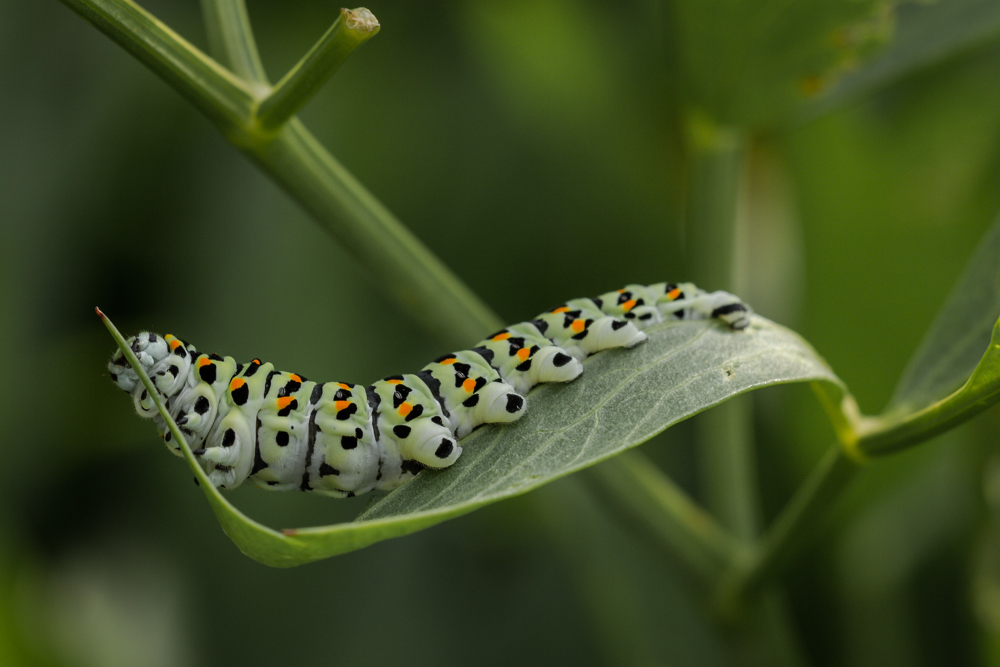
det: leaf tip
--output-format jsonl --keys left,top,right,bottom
{"left": 95, "top": 306, "right": 105, "bottom": 319}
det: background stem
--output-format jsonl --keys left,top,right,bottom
{"left": 718, "top": 446, "right": 860, "bottom": 610}
{"left": 256, "top": 8, "right": 380, "bottom": 133}
{"left": 58, "top": 0, "right": 257, "bottom": 134}
{"left": 246, "top": 120, "right": 502, "bottom": 347}
{"left": 199, "top": 0, "right": 269, "bottom": 85}
{"left": 683, "top": 114, "right": 759, "bottom": 540}
{"left": 682, "top": 114, "right": 807, "bottom": 661}
{"left": 585, "top": 450, "right": 742, "bottom": 585}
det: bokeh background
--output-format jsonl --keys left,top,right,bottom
{"left": 3, "top": 0, "right": 1000, "bottom": 665}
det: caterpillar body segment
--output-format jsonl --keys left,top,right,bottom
{"left": 476, "top": 323, "right": 584, "bottom": 395}
{"left": 594, "top": 282, "right": 753, "bottom": 330}
{"left": 307, "top": 382, "right": 381, "bottom": 497}
{"left": 108, "top": 282, "right": 751, "bottom": 496}
{"left": 421, "top": 350, "right": 525, "bottom": 438}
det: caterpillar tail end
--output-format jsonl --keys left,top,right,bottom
{"left": 712, "top": 303, "right": 752, "bottom": 330}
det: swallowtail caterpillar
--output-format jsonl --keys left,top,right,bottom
{"left": 108, "top": 282, "right": 750, "bottom": 497}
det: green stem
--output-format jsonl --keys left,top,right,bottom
{"left": 585, "top": 450, "right": 743, "bottom": 584}
{"left": 684, "top": 113, "right": 744, "bottom": 291}
{"left": 683, "top": 114, "right": 809, "bottom": 661}
{"left": 58, "top": 0, "right": 257, "bottom": 137}
{"left": 245, "top": 120, "right": 501, "bottom": 347}
{"left": 717, "top": 318, "right": 1000, "bottom": 609}
{"left": 698, "top": 398, "right": 759, "bottom": 539}
{"left": 199, "top": 0, "right": 269, "bottom": 85}
{"left": 538, "top": 479, "right": 660, "bottom": 666}
{"left": 716, "top": 446, "right": 860, "bottom": 613}
{"left": 256, "top": 8, "right": 380, "bottom": 134}
{"left": 683, "top": 113, "right": 759, "bottom": 540}
{"left": 62, "top": 0, "right": 498, "bottom": 346}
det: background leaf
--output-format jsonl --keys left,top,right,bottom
{"left": 668, "top": 0, "right": 888, "bottom": 127}
{"left": 886, "top": 212, "right": 1000, "bottom": 416}
{"left": 815, "top": 0, "right": 1000, "bottom": 114}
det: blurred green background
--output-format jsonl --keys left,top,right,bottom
{"left": 3, "top": 0, "right": 1000, "bottom": 664}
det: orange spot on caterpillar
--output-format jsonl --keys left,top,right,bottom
{"left": 334, "top": 400, "right": 351, "bottom": 411}
{"left": 516, "top": 347, "right": 531, "bottom": 361}
{"left": 667, "top": 288, "right": 682, "bottom": 300}
{"left": 386, "top": 379, "right": 403, "bottom": 384}
{"left": 439, "top": 358, "right": 456, "bottom": 365}
{"left": 168, "top": 337, "right": 183, "bottom": 350}
{"left": 571, "top": 319, "right": 586, "bottom": 333}
{"left": 616, "top": 289, "right": 625, "bottom": 294}
{"left": 552, "top": 306, "right": 570, "bottom": 314}
{"left": 198, "top": 357, "right": 212, "bottom": 368}
{"left": 229, "top": 378, "right": 246, "bottom": 392}
{"left": 398, "top": 402, "right": 413, "bottom": 417}
{"left": 277, "top": 396, "right": 295, "bottom": 410}
{"left": 288, "top": 373, "right": 302, "bottom": 383}
{"left": 337, "top": 383, "right": 352, "bottom": 390}
{"left": 462, "top": 378, "right": 476, "bottom": 393}
{"left": 492, "top": 332, "right": 511, "bottom": 341}
{"left": 622, "top": 299, "right": 637, "bottom": 312}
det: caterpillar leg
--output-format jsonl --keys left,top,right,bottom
{"left": 371, "top": 375, "right": 463, "bottom": 472}
{"left": 306, "top": 382, "right": 382, "bottom": 497}
{"left": 107, "top": 332, "right": 170, "bottom": 393}
{"left": 168, "top": 385, "right": 219, "bottom": 443}
{"left": 476, "top": 323, "right": 583, "bottom": 394}
{"left": 421, "top": 351, "right": 527, "bottom": 438}
{"left": 197, "top": 413, "right": 255, "bottom": 489}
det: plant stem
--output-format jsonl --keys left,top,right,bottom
{"left": 58, "top": 0, "right": 257, "bottom": 136}
{"left": 538, "top": 479, "right": 660, "bottom": 666}
{"left": 585, "top": 450, "right": 743, "bottom": 584}
{"left": 682, "top": 113, "right": 810, "bottom": 661}
{"left": 245, "top": 120, "right": 501, "bottom": 347}
{"left": 716, "top": 318, "right": 1000, "bottom": 609}
{"left": 256, "top": 8, "right": 380, "bottom": 134}
{"left": 63, "top": 0, "right": 499, "bottom": 347}
{"left": 716, "top": 445, "right": 860, "bottom": 613}
{"left": 199, "top": 0, "right": 269, "bottom": 85}
{"left": 683, "top": 113, "right": 759, "bottom": 540}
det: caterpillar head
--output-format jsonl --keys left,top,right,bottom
{"left": 108, "top": 332, "right": 171, "bottom": 393}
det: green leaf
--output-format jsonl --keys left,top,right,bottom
{"left": 102, "top": 311, "right": 844, "bottom": 567}
{"left": 358, "top": 317, "right": 841, "bottom": 523}
{"left": 816, "top": 0, "right": 1000, "bottom": 113}
{"left": 292, "top": 318, "right": 840, "bottom": 566}
{"left": 886, "top": 213, "right": 1000, "bottom": 416}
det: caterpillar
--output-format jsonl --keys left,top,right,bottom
{"left": 108, "top": 282, "right": 750, "bottom": 497}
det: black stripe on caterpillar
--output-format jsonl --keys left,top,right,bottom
{"left": 108, "top": 282, "right": 750, "bottom": 497}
